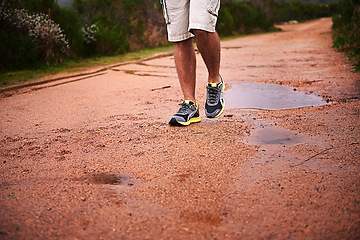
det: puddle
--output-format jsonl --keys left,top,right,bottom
{"left": 233, "top": 124, "right": 311, "bottom": 191}
{"left": 245, "top": 124, "right": 308, "bottom": 170}
{"left": 181, "top": 211, "right": 222, "bottom": 226}
{"left": 247, "top": 125, "right": 306, "bottom": 148}
{"left": 76, "top": 172, "right": 140, "bottom": 188}
{"left": 91, "top": 172, "right": 124, "bottom": 185}
{"left": 225, "top": 82, "right": 327, "bottom": 110}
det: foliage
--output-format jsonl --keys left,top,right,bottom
{"left": 0, "top": 28, "right": 41, "bottom": 70}
{"left": 0, "top": 0, "right": 167, "bottom": 69}
{"left": 217, "top": 0, "right": 332, "bottom": 36}
{"left": 0, "top": 0, "right": 339, "bottom": 73}
{"left": 0, "top": 4, "right": 70, "bottom": 69}
{"left": 82, "top": 24, "right": 98, "bottom": 44}
{"left": 244, "top": 0, "right": 331, "bottom": 23}
{"left": 72, "top": 0, "right": 168, "bottom": 56}
{"left": 271, "top": 2, "right": 331, "bottom": 22}
{"left": 332, "top": 0, "right": 360, "bottom": 71}
{"left": 217, "top": 0, "right": 276, "bottom": 36}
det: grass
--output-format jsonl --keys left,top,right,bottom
{"left": 0, "top": 45, "right": 174, "bottom": 88}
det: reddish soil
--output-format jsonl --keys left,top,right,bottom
{"left": 0, "top": 18, "right": 359, "bottom": 239}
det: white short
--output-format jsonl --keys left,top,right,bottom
{"left": 162, "top": 0, "right": 220, "bottom": 42}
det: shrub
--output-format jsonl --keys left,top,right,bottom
{"left": 332, "top": 0, "right": 360, "bottom": 71}
{"left": 73, "top": 0, "right": 167, "bottom": 55}
{"left": 0, "top": 6, "right": 70, "bottom": 67}
{"left": 85, "top": 20, "right": 129, "bottom": 56}
{"left": 1, "top": 0, "right": 338, "bottom": 72}
{"left": 0, "top": 28, "right": 41, "bottom": 70}
{"left": 243, "top": 0, "right": 331, "bottom": 24}
{"left": 55, "top": 7, "right": 84, "bottom": 58}
{"left": 217, "top": 0, "right": 275, "bottom": 36}
{"left": 82, "top": 24, "right": 98, "bottom": 44}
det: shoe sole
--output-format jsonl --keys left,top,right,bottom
{"left": 169, "top": 116, "right": 201, "bottom": 126}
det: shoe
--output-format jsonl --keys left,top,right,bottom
{"left": 205, "top": 75, "right": 225, "bottom": 118}
{"left": 169, "top": 100, "right": 201, "bottom": 126}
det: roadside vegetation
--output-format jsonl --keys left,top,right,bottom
{"left": 0, "top": 0, "right": 337, "bottom": 86}
{"left": 331, "top": 0, "right": 360, "bottom": 71}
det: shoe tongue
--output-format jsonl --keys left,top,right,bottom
{"left": 208, "top": 82, "right": 219, "bottom": 88}
{"left": 184, "top": 100, "right": 194, "bottom": 105}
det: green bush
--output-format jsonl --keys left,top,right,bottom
{"left": 265, "top": 1, "right": 331, "bottom": 23}
{"left": 0, "top": 0, "right": 341, "bottom": 72}
{"left": 3, "top": 0, "right": 85, "bottom": 58}
{"left": 332, "top": 0, "right": 360, "bottom": 71}
{"left": 72, "top": 0, "right": 167, "bottom": 55}
{"left": 0, "top": 5, "right": 70, "bottom": 69}
{"left": 55, "top": 7, "right": 84, "bottom": 58}
{"left": 87, "top": 20, "right": 129, "bottom": 56}
{"left": 218, "top": 0, "right": 275, "bottom": 36}
{"left": 0, "top": 29, "right": 41, "bottom": 70}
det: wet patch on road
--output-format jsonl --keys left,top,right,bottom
{"left": 241, "top": 123, "right": 313, "bottom": 184}
{"left": 225, "top": 82, "right": 328, "bottom": 110}
{"left": 247, "top": 125, "right": 306, "bottom": 146}
{"left": 233, "top": 120, "right": 332, "bottom": 191}
{"left": 74, "top": 172, "right": 142, "bottom": 189}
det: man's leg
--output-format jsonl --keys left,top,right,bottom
{"left": 174, "top": 38, "right": 197, "bottom": 103}
{"left": 192, "top": 30, "right": 221, "bottom": 84}
{"left": 169, "top": 37, "right": 201, "bottom": 126}
{"left": 192, "top": 29, "right": 224, "bottom": 118}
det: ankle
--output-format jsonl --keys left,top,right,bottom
{"left": 208, "top": 75, "right": 220, "bottom": 84}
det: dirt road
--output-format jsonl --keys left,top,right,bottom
{"left": 0, "top": 18, "right": 359, "bottom": 239}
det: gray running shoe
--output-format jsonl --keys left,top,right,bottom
{"left": 205, "top": 75, "right": 225, "bottom": 118}
{"left": 169, "top": 100, "right": 201, "bottom": 126}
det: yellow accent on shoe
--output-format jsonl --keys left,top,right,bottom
{"left": 209, "top": 82, "right": 219, "bottom": 87}
{"left": 176, "top": 116, "right": 201, "bottom": 126}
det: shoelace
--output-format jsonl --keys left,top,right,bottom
{"left": 207, "top": 85, "right": 219, "bottom": 104}
{"left": 177, "top": 102, "right": 192, "bottom": 113}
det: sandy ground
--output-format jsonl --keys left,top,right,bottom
{"left": 0, "top": 18, "right": 359, "bottom": 239}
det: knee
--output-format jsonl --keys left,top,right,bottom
{"left": 192, "top": 30, "right": 208, "bottom": 39}
{"left": 192, "top": 29, "right": 210, "bottom": 40}
{"left": 174, "top": 38, "right": 193, "bottom": 47}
